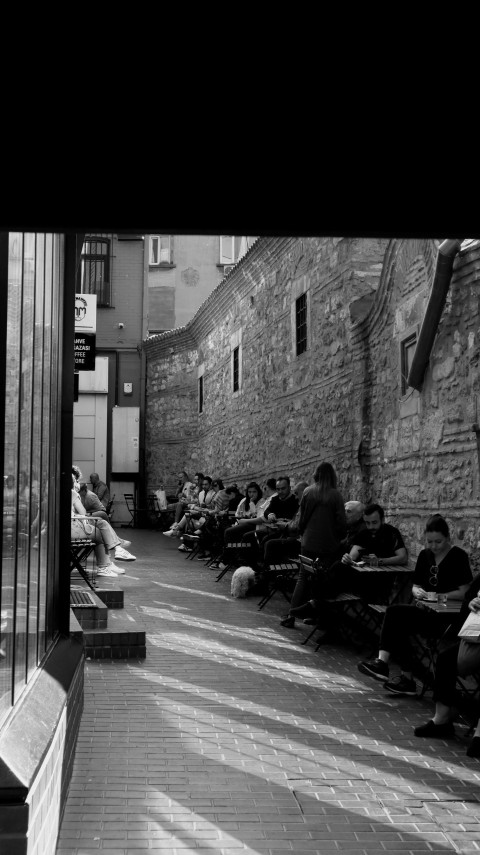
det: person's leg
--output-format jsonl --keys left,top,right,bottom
{"left": 358, "top": 605, "right": 440, "bottom": 689}
{"left": 414, "top": 642, "right": 463, "bottom": 738}
{"left": 90, "top": 510, "right": 110, "bottom": 522}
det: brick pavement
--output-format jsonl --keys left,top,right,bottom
{"left": 56, "top": 530, "right": 480, "bottom": 855}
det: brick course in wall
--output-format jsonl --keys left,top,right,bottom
{"left": 144, "top": 236, "right": 480, "bottom": 565}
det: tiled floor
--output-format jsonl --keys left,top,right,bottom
{"left": 57, "top": 530, "right": 480, "bottom": 854}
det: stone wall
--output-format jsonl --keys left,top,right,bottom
{"left": 144, "top": 236, "right": 480, "bottom": 564}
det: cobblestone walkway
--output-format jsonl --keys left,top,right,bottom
{"left": 57, "top": 530, "right": 480, "bottom": 854}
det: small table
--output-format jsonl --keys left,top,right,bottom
{"left": 413, "top": 598, "right": 463, "bottom": 695}
{"left": 354, "top": 562, "right": 414, "bottom": 606}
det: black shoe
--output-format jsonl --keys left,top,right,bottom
{"left": 384, "top": 675, "right": 417, "bottom": 696}
{"left": 280, "top": 615, "right": 295, "bottom": 628}
{"left": 414, "top": 719, "right": 455, "bottom": 738}
{"left": 467, "top": 736, "right": 480, "bottom": 757}
{"left": 290, "top": 601, "right": 316, "bottom": 619}
{"left": 357, "top": 658, "right": 389, "bottom": 682}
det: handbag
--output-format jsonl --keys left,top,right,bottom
{"left": 71, "top": 517, "right": 95, "bottom": 538}
{"left": 155, "top": 489, "right": 168, "bottom": 510}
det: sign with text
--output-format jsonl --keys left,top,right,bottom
{"left": 75, "top": 293, "right": 97, "bottom": 333}
{"left": 74, "top": 333, "right": 96, "bottom": 371}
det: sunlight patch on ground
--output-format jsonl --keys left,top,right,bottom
{"left": 139, "top": 604, "right": 298, "bottom": 646}
{"left": 127, "top": 667, "right": 480, "bottom": 796}
{"left": 148, "top": 632, "right": 359, "bottom": 688}
{"left": 151, "top": 579, "right": 231, "bottom": 601}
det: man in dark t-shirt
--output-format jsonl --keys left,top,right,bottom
{"left": 342, "top": 502, "right": 407, "bottom": 567}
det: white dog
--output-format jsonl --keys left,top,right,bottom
{"left": 230, "top": 566, "right": 256, "bottom": 598}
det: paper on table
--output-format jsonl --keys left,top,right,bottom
{"left": 458, "top": 610, "right": 480, "bottom": 642}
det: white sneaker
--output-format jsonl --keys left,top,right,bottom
{"left": 96, "top": 565, "right": 118, "bottom": 577}
{"left": 178, "top": 544, "right": 191, "bottom": 552}
{"left": 163, "top": 529, "right": 176, "bottom": 537}
{"left": 109, "top": 563, "right": 125, "bottom": 575}
{"left": 115, "top": 546, "right": 136, "bottom": 561}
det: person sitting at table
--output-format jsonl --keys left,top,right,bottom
{"left": 357, "top": 513, "right": 472, "bottom": 696}
{"left": 241, "top": 475, "right": 299, "bottom": 566}
{"left": 262, "top": 481, "right": 309, "bottom": 566}
{"left": 412, "top": 573, "right": 480, "bottom": 756}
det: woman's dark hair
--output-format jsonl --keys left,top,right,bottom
{"left": 194, "top": 472, "right": 204, "bottom": 481}
{"left": 245, "top": 481, "right": 262, "bottom": 503}
{"left": 202, "top": 476, "right": 213, "bottom": 486}
{"left": 312, "top": 462, "right": 338, "bottom": 503}
{"left": 212, "top": 478, "right": 224, "bottom": 489}
{"left": 264, "top": 477, "right": 277, "bottom": 491}
{"left": 425, "top": 514, "right": 450, "bottom": 538}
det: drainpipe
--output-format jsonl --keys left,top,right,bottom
{"left": 407, "top": 238, "right": 463, "bottom": 390}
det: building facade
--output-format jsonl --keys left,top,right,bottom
{"left": 143, "top": 236, "right": 480, "bottom": 567}
{"left": 73, "top": 233, "right": 257, "bottom": 516}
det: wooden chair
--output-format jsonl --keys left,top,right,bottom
{"left": 146, "top": 494, "right": 174, "bottom": 530}
{"left": 123, "top": 493, "right": 148, "bottom": 528}
{"left": 296, "top": 554, "right": 364, "bottom": 649}
{"left": 258, "top": 561, "right": 299, "bottom": 610}
{"left": 70, "top": 521, "right": 99, "bottom": 592}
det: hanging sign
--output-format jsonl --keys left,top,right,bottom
{"left": 75, "top": 293, "right": 97, "bottom": 371}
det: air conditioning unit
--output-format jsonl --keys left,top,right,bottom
{"left": 223, "top": 264, "right": 235, "bottom": 275}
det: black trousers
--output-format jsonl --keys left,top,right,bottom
{"left": 379, "top": 604, "right": 447, "bottom": 672}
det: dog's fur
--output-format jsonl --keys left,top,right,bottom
{"left": 231, "top": 566, "right": 256, "bottom": 598}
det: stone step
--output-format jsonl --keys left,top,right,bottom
{"left": 70, "top": 575, "right": 124, "bottom": 608}
{"left": 70, "top": 589, "right": 108, "bottom": 629}
{"left": 83, "top": 608, "right": 146, "bottom": 660}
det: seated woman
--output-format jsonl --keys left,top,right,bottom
{"left": 413, "top": 575, "right": 480, "bottom": 756}
{"left": 223, "top": 481, "right": 264, "bottom": 543}
{"left": 358, "top": 514, "right": 472, "bottom": 696}
{"left": 71, "top": 467, "right": 131, "bottom": 577}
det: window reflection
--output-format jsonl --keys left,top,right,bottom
{"left": 0, "top": 232, "right": 64, "bottom": 723}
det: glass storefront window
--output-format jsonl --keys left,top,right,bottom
{"left": 1, "top": 232, "right": 64, "bottom": 724}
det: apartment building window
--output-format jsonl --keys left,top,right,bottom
{"left": 232, "top": 346, "right": 239, "bottom": 392}
{"left": 295, "top": 293, "right": 308, "bottom": 356}
{"left": 78, "top": 236, "right": 112, "bottom": 307}
{"left": 401, "top": 331, "right": 417, "bottom": 396}
{"left": 149, "top": 235, "right": 172, "bottom": 266}
{"left": 198, "top": 375, "right": 204, "bottom": 414}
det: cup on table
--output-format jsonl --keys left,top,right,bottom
{"left": 367, "top": 554, "right": 379, "bottom": 568}
{"left": 437, "top": 592, "right": 448, "bottom": 607}
{"left": 425, "top": 591, "right": 438, "bottom": 602}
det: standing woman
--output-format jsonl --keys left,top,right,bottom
{"left": 281, "top": 462, "right": 347, "bottom": 627}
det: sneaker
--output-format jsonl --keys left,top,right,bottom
{"left": 384, "top": 675, "right": 417, "bottom": 696}
{"left": 217, "top": 562, "right": 226, "bottom": 570}
{"left": 96, "top": 565, "right": 118, "bottom": 577}
{"left": 109, "top": 563, "right": 125, "bottom": 575}
{"left": 178, "top": 544, "right": 191, "bottom": 552}
{"left": 115, "top": 546, "right": 136, "bottom": 561}
{"left": 357, "top": 658, "right": 389, "bottom": 682}
{"left": 280, "top": 615, "right": 295, "bottom": 628}
{"left": 163, "top": 529, "right": 176, "bottom": 537}
{"left": 414, "top": 719, "right": 455, "bottom": 738}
